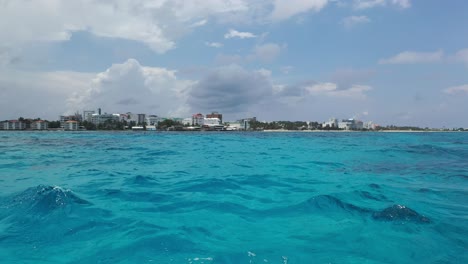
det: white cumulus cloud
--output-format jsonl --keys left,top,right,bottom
{"left": 305, "top": 83, "right": 372, "bottom": 98}
{"left": 353, "top": 0, "right": 386, "bottom": 9}
{"left": 379, "top": 50, "right": 444, "bottom": 64}
{"left": 391, "top": 0, "right": 411, "bottom": 8}
{"left": 353, "top": 0, "right": 411, "bottom": 9}
{"left": 205, "top": 42, "right": 224, "bottom": 48}
{"left": 270, "top": 0, "right": 329, "bottom": 21}
{"left": 224, "top": 29, "right": 257, "bottom": 39}
{"left": 68, "top": 59, "right": 193, "bottom": 117}
{"left": 0, "top": 0, "right": 252, "bottom": 54}
{"left": 444, "top": 84, "right": 468, "bottom": 95}
{"left": 454, "top": 48, "right": 468, "bottom": 64}
{"left": 342, "top": 16, "right": 371, "bottom": 28}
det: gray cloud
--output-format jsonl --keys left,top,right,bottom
{"left": 188, "top": 64, "right": 273, "bottom": 113}
{"left": 277, "top": 80, "right": 317, "bottom": 97}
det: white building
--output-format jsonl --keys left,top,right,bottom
{"left": 337, "top": 119, "right": 364, "bottom": 130}
{"left": 182, "top": 118, "right": 192, "bottom": 126}
{"left": 64, "top": 120, "right": 78, "bottom": 130}
{"left": 124, "top": 112, "right": 146, "bottom": 124}
{"left": 31, "top": 120, "right": 48, "bottom": 130}
{"left": 226, "top": 121, "right": 249, "bottom": 130}
{"left": 2, "top": 120, "right": 26, "bottom": 130}
{"left": 203, "top": 118, "right": 221, "bottom": 126}
{"left": 83, "top": 110, "right": 95, "bottom": 122}
{"left": 323, "top": 118, "right": 339, "bottom": 128}
{"left": 60, "top": 115, "right": 81, "bottom": 127}
{"left": 338, "top": 119, "right": 354, "bottom": 130}
{"left": 91, "top": 113, "right": 120, "bottom": 125}
{"left": 145, "top": 115, "right": 161, "bottom": 125}
{"left": 364, "top": 121, "right": 378, "bottom": 130}
{"left": 225, "top": 122, "right": 242, "bottom": 130}
{"left": 192, "top": 113, "right": 204, "bottom": 126}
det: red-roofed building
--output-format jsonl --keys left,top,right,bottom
{"left": 1, "top": 120, "right": 26, "bottom": 130}
{"left": 64, "top": 120, "right": 78, "bottom": 131}
{"left": 31, "top": 120, "right": 49, "bottom": 130}
{"left": 192, "top": 113, "right": 204, "bottom": 126}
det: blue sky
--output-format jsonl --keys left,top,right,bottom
{"left": 1, "top": 0, "right": 467, "bottom": 127}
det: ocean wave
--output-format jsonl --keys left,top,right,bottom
{"left": 172, "top": 178, "right": 241, "bottom": 193}
{"left": 372, "top": 204, "right": 430, "bottom": 223}
{"left": 125, "top": 175, "right": 159, "bottom": 185}
{"left": 1, "top": 185, "right": 91, "bottom": 214}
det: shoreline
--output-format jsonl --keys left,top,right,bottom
{"left": 0, "top": 129, "right": 466, "bottom": 133}
{"left": 262, "top": 130, "right": 467, "bottom": 133}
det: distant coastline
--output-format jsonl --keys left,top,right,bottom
{"left": 262, "top": 130, "right": 466, "bottom": 133}
{"left": 1, "top": 129, "right": 466, "bottom": 133}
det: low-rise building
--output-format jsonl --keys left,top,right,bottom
{"left": 203, "top": 117, "right": 221, "bottom": 126}
{"left": 237, "top": 118, "right": 254, "bottom": 130}
{"left": 364, "top": 121, "right": 379, "bottom": 130}
{"left": 31, "top": 120, "right": 48, "bottom": 130}
{"left": 146, "top": 115, "right": 160, "bottom": 125}
{"left": 2, "top": 120, "right": 26, "bottom": 130}
{"left": 91, "top": 113, "right": 120, "bottom": 125}
{"left": 83, "top": 110, "right": 95, "bottom": 122}
{"left": 64, "top": 120, "right": 78, "bottom": 130}
{"left": 323, "top": 118, "right": 339, "bottom": 128}
{"left": 182, "top": 118, "right": 192, "bottom": 126}
{"left": 124, "top": 112, "right": 146, "bottom": 125}
{"left": 60, "top": 114, "right": 81, "bottom": 127}
{"left": 226, "top": 120, "right": 250, "bottom": 130}
{"left": 206, "top": 112, "right": 223, "bottom": 123}
{"left": 337, "top": 119, "right": 364, "bottom": 130}
{"left": 225, "top": 122, "right": 243, "bottom": 130}
{"left": 192, "top": 113, "right": 204, "bottom": 126}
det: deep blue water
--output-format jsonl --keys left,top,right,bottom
{"left": 0, "top": 131, "right": 467, "bottom": 263}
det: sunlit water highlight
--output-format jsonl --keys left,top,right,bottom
{"left": 0, "top": 131, "right": 467, "bottom": 263}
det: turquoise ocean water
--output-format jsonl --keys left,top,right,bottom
{"left": 0, "top": 131, "right": 467, "bottom": 263}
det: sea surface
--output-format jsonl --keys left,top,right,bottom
{"left": 0, "top": 131, "right": 467, "bottom": 263}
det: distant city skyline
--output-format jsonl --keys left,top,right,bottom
{"left": 1, "top": 0, "right": 467, "bottom": 127}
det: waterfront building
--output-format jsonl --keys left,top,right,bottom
{"left": 182, "top": 118, "right": 192, "bottom": 126}
{"left": 123, "top": 112, "right": 146, "bottom": 125}
{"left": 138, "top": 114, "right": 146, "bottom": 124}
{"left": 337, "top": 119, "right": 364, "bottom": 130}
{"left": 323, "top": 118, "right": 339, "bottom": 128}
{"left": 1, "top": 120, "right": 26, "bottom": 130}
{"left": 192, "top": 113, "right": 204, "bottom": 126}
{"left": 364, "top": 121, "right": 378, "bottom": 130}
{"left": 90, "top": 113, "right": 120, "bottom": 125}
{"left": 83, "top": 110, "right": 95, "bottom": 122}
{"left": 64, "top": 120, "right": 78, "bottom": 131}
{"left": 204, "top": 118, "right": 221, "bottom": 126}
{"left": 60, "top": 114, "right": 81, "bottom": 128}
{"left": 225, "top": 122, "right": 243, "bottom": 130}
{"left": 31, "top": 120, "right": 48, "bottom": 130}
{"left": 355, "top": 120, "right": 364, "bottom": 130}
{"left": 338, "top": 119, "right": 355, "bottom": 130}
{"left": 226, "top": 120, "right": 250, "bottom": 130}
{"left": 145, "top": 115, "right": 160, "bottom": 125}
{"left": 237, "top": 118, "right": 254, "bottom": 130}
{"left": 206, "top": 112, "right": 223, "bottom": 123}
